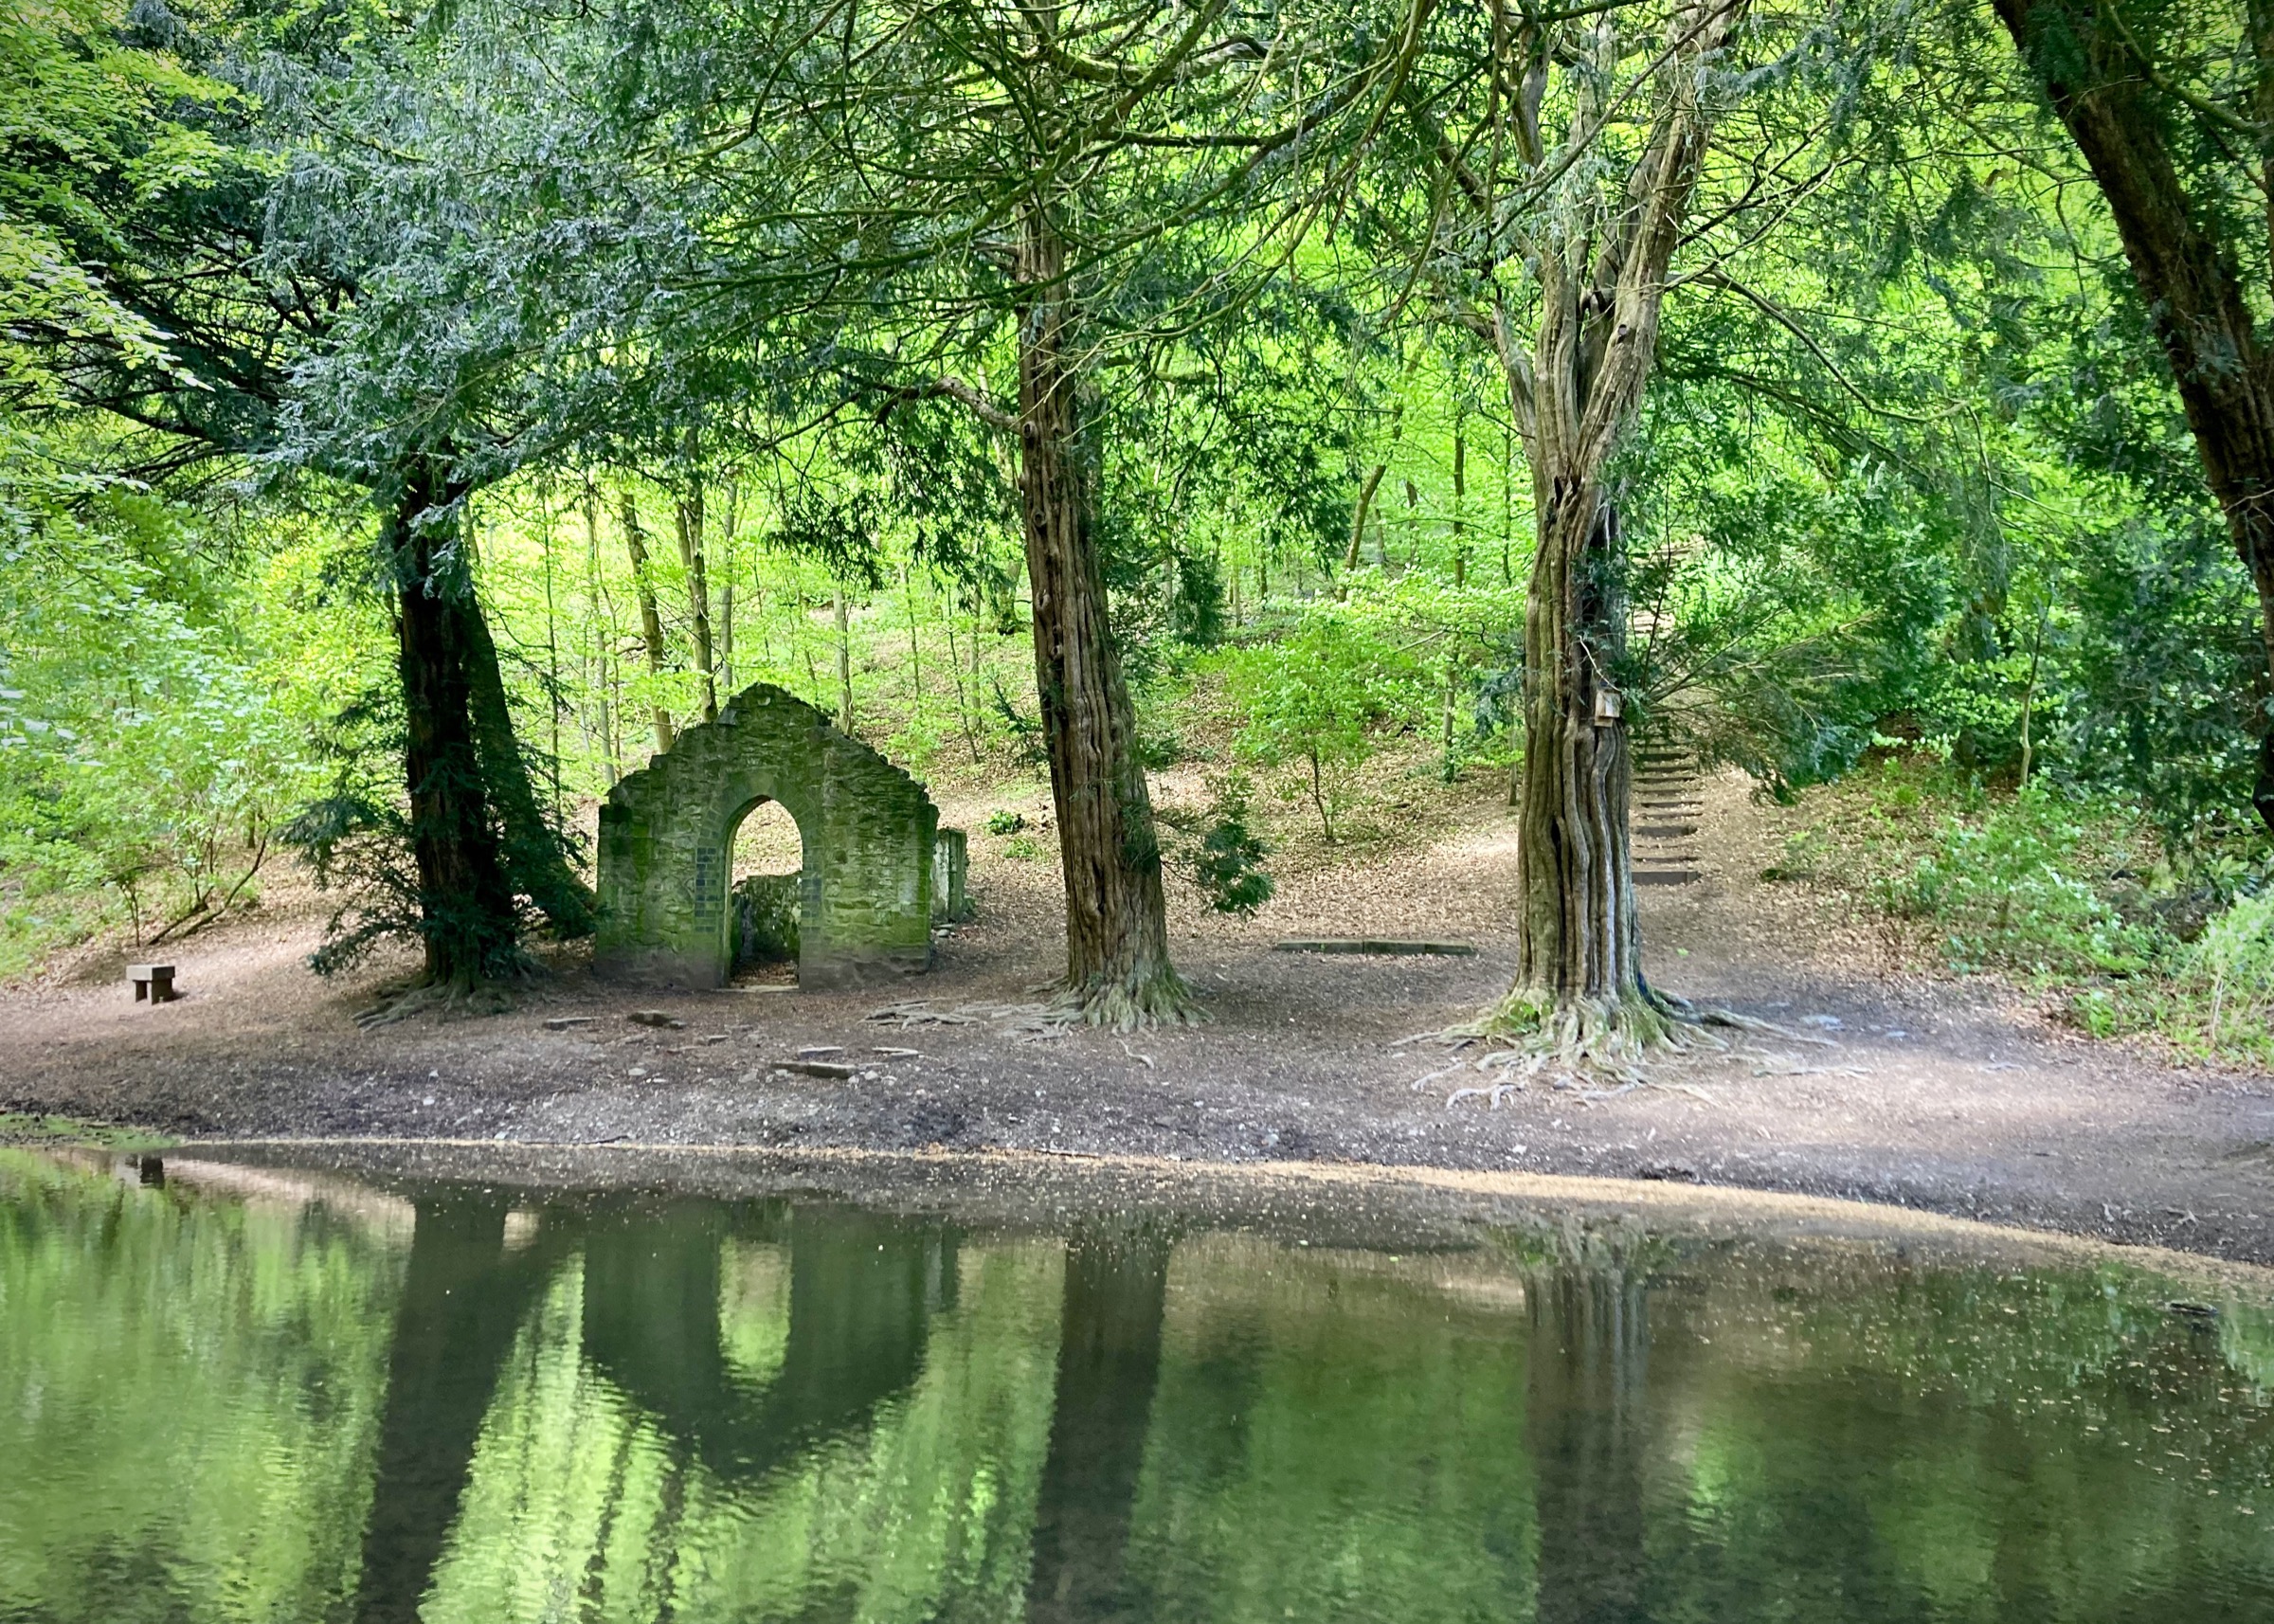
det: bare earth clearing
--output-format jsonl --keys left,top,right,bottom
{"left": 8, "top": 770, "right": 2274, "bottom": 1264}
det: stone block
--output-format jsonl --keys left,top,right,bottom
{"left": 933, "top": 828, "right": 970, "bottom": 922}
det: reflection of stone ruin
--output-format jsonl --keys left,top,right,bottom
{"left": 595, "top": 683, "right": 966, "bottom": 988}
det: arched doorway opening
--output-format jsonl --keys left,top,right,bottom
{"left": 728, "top": 798, "right": 804, "bottom": 984}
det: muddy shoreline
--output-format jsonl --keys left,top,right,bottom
{"left": 9, "top": 771, "right": 2274, "bottom": 1268}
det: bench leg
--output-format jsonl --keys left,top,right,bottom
{"left": 133, "top": 980, "right": 148, "bottom": 1002}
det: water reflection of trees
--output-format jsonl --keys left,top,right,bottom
{"left": 7, "top": 1155, "right": 2274, "bottom": 1624}
{"left": 0, "top": 1150, "right": 407, "bottom": 1624}
{"left": 296, "top": 1206, "right": 2274, "bottom": 1624}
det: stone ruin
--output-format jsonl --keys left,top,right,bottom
{"left": 595, "top": 682, "right": 966, "bottom": 989}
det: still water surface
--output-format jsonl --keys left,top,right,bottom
{"left": 4, "top": 1149, "right": 2274, "bottom": 1623}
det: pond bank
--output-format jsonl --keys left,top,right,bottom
{"left": 7, "top": 769, "right": 2273, "bottom": 1266}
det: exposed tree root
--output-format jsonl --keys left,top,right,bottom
{"left": 1470, "top": 988, "right": 1698, "bottom": 1073}
{"left": 1048, "top": 965, "right": 1206, "bottom": 1033}
{"left": 868, "top": 999, "right": 1073, "bottom": 1040}
{"left": 355, "top": 971, "right": 522, "bottom": 1030}
{"left": 1435, "top": 983, "right": 1740, "bottom": 1088}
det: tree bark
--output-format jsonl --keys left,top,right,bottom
{"left": 584, "top": 483, "right": 621, "bottom": 785}
{"left": 1015, "top": 199, "right": 1192, "bottom": 1024}
{"left": 619, "top": 492, "right": 677, "bottom": 754}
{"left": 834, "top": 588, "right": 856, "bottom": 733}
{"left": 675, "top": 453, "right": 717, "bottom": 723}
{"left": 1490, "top": 0, "right": 1740, "bottom": 1043}
{"left": 1994, "top": 0, "right": 2274, "bottom": 829}
{"left": 386, "top": 460, "right": 520, "bottom": 984}
{"left": 1513, "top": 490, "right": 1642, "bottom": 1004}
{"left": 1343, "top": 462, "right": 1390, "bottom": 575}
{"left": 719, "top": 474, "right": 739, "bottom": 692}
{"left": 458, "top": 587, "right": 598, "bottom": 937}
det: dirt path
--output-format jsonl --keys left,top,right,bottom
{"left": 6, "top": 772, "right": 2273, "bottom": 1263}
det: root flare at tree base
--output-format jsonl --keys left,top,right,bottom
{"left": 1458, "top": 984, "right": 1721, "bottom": 1080}
{"left": 1050, "top": 965, "right": 1206, "bottom": 1033}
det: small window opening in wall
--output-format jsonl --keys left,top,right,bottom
{"left": 730, "top": 800, "right": 803, "bottom": 985}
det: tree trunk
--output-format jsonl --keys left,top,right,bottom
{"left": 582, "top": 484, "right": 621, "bottom": 785}
{"left": 1343, "top": 461, "right": 1391, "bottom": 573}
{"left": 1016, "top": 199, "right": 1192, "bottom": 1025}
{"left": 1512, "top": 486, "right": 1645, "bottom": 1014}
{"left": 1994, "top": 0, "right": 2274, "bottom": 830}
{"left": 833, "top": 588, "right": 856, "bottom": 733}
{"left": 1485, "top": 0, "right": 1740, "bottom": 1049}
{"left": 457, "top": 589, "right": 597, "bottom": 937}
{"left": 1453, "top": 424, "right": 1468, "bottom": 586}
{"left": 386, "top": 461, "right": 520, "bottom": 984}
{"left": 619, "top": 492, "right": 677, "bottom": 754}
{"left": 675, "top": 458, "right": 717, "bottom": 722}
{"left": 901, "top": 564, "right": 924, "bottom": 711}
{"left": 718, "top": 474, "right": 738, "bottom": 693}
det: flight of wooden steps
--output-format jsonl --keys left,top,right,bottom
{"left": 1630, "top": 731, "right": 1702, "bottom": 887}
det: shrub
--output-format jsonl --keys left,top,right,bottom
{"left": 1218, "top": 610, "right": 1423, "bottom": 842}
{"left": 2162, "top": 892, "right": 2274, "bottom": 1061}
{"left": 1871, "top": 784, "right": 2158, "bottom": 977}
{"left": 1182, "top": 771, "right": 1274, "bottom": 916}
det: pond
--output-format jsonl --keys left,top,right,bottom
{"left": 3, "top": 1148, "right": 2272, "bottom": 1624}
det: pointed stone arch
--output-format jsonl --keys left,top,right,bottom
{"left": 595, "top": 683, "right": 942, "bottom": 988}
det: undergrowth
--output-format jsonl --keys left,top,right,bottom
{"left": 1769, "top": 751, "right": 2274, "bottom": 1067}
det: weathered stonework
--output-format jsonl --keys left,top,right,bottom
{"left": 596, "top": 683, "right": 948, "bottom": 988}
{"left": 933, "top": 828, "right": 969, "bottom": 923}
{"left": 731, "top": 873, "right": 800, "bottom": 965}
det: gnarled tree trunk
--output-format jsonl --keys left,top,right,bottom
{"left": 384, "top": 460, "right": 597, "bottom": 986}
{"left": 1489, "top": 0, "right": 1742, "bottom": 1050}
{"left": 1015, "top": 200, "right": 1192, "bottom": 1025}
{"left": 459, "top": 592, "right": 597, "bottom": 939}
{"left": 1513, "top": 489, "right": 1644, "bottom": 1013}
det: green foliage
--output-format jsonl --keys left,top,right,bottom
{"left": 1784, "top": 756, "right": 2274, "bottom": 1063}
{"left": 0, "top": 1114, "right": 171, "bottom": 1150}
{"left": 1873, "top": 782, "right": 2159, "bottom": 977}
{"left": 1160, "top": 771, "right": 1274, "bottom": 917}
{"left": 1191, "top": 809, "right": 1273, "bottom": 917}
{"left": 983, "top": 809, "right": 1024, "bottom": 837}
{"left": 9, "top": 0, "right": 2274, "bottom": 1010}
{"left": 0, "top": 1153, "right": 406, "bottom": 1621}
{"left": 1218, "top": 607, "right": 1425, "bottom": 843}
{"left": 0, "top": 461, "right": 332, "bottom": 973}
{"left": 2096, "top": 891, "right": 2274, "bottom": 1067}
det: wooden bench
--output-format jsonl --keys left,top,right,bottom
{"left": 127, "top": 964, "right": 178, "bottom": 1003}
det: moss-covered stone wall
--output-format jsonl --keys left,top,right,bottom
{"left": 594, "top": 683, "right": 942, "bottom": 988}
